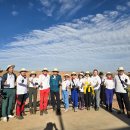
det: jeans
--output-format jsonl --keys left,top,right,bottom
{"left": 94, "top": 89, "right": 100, "bottom": 108}
{"left": 62, "top": 90, "right": 69, "bottom": 109}
{"left": 105, "top": 88, "right": 113, "bottom": 106}
{"left": 71, "top": 89, "right": 78, "bottom": 108}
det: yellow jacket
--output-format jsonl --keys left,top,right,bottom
{"left": 83, "top": 81, "right": 94, "bottom": 95}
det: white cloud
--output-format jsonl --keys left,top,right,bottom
{"left": 1, "top": 7, "right": 130, "bottom": 71}
{"left": 127, "top": 2, "right": 130, "bottom": 7}
{"left": 116, "top": 5, "right": 127, "bottom": 11}
{"left": 39, "top": 0, "right": 87, "bottom": 18}
{"left": 11, "top": 11, "right": 19, "bottom": 16}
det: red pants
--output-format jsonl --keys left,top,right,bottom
{"left": 16, "top": 94, "right": 27, "bottom": 116}
{"left": 40, "top": 88, "right": 50, "bottom": 111}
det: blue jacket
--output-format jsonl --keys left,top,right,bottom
{"left": 50, "top": 75, "right": 62, "bottom": 92}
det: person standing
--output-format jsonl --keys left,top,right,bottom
{"left": 70, "top": 72, "right": 79, "bottom": 112}
{"left": 104, "top": 72, "right": 115, "bottom": 112}
{"left": 84, "top": 71, "right": 94, "bottom": 110}
{"left": 114, "top": 67, "right": 130, "bottom": 118}
{"left": 39, "top": 68, "right": 50, "bottom": 115}
{"left": 78, "top": 73, "right": 85, "bottom": 110}
{"left": 16, "top": 68, "right": 28, "bottom": 120}
{"left": 91, "top": 69, "right": 101, "bottom": 111}
{"left": 99, "top": 72, "right": 106, "bottom": 106}
{"left": 50, "top": 68, "right": 62, "bottom": 115}
{"left": 1, "top": 65, "right": 16, "bottom": 122}
{"left": 29, "top": 71, "right": 39, "bottom": 114}
{"left": 62, "top": 74, "right": 71, "bottom": 112}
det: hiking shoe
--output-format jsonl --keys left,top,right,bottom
{"left": 95, "top": 107, "right": 99, "bottom": 111}
{"left": 2, "top": 117, "right": 7, "bottom": 122}
{"left": 8, "top": 115, "right": 14, "bottom": 118}
{"left": 56, "top": 109, "right": 61, "bottom": 115}
{"left": 40, "top": 110, "right": 43, "bottom": 116}
{"left": 43, "top": 110, "right": 48, "bottom": 114}
{"left": 16, "top": 116, "right": 24, "bottom": 120}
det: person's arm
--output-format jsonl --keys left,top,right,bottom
{"left": 17, "top": 77, "right": 27, "bottom": 87}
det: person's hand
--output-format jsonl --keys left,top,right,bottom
{"left": 4, "top": 81, "right": 7, "bottom": 85}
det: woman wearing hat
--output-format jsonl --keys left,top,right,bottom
{"left": 39, "top": 68, "right": 50, "bottom": 115}
{"left": 78, "top": 73, "right": 85, "bottom": 110}
{"left": 104, "top": 72, "right": 114, "bottom": 112}
{"left": 114, "top": 67, "right": 130, "bottom": 118}
{"left": 50, "top": 68, "right": 62, "bottom": 115}
{"left": 84, "top": 71, "right": 94, "bottom": 110}
{"left": 70, "top": 72, "right": 79, "bottom": 112}
{"left": 1, "top": 65, "right": 17, "bottom": 122}
{"left": 16, "top": 68, "right": 28, "bottom": 120}
{"left": 29, "top": 71, "right": 39, "bottom": 114}
{"left": 62, "top": 74, "right": 71, "bottom": 112}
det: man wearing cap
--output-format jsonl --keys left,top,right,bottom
{"left": 114, "top": 67, "right": 130, "bottom": 117}
{"left": 16, "top": 68, "right": 28, "bottom": 120}
{"left": 29, "top": 71, "right": 39, "bottom": 114}
{"left": 50, "top": 68, "right": 62, "bottom": 115}
{"left": 1, "top": 65, "right": 16, "bottom": 122}
{"left": 0, "top": 68, "right": 3, "bottom": 118}
{"left": 91, "top": 69, "right": 101, "bottom": 111}
{"left": 39, "top": 68, "right": 50, "bottom": 115}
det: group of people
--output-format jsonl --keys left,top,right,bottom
{"left": 0, "top": 65, "right": 130, "bottom": 123}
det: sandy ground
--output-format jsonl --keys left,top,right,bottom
{"left": 0, "top": 106, "right": 130, "bottom": 130}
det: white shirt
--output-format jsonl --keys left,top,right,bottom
{"left": 0, "top": 77, "right": 2, "bottom": 89}
{"left": 62, "top": 79, "right": 71, "bottom": 90}
{"left": 17, "top": 75, "right": 28, "bottom": 94}
{"left": 84, "top": 77, "right": 92, "bottom": 84}
{"left": 70, "top": 78, "right": 79, "bottom": 89}
{"left": 104, "top": 78, "right": 115, "bottom": 90}
{"left": 114, "top": 74, "right": 130, "bottom": 93}
{"left": 91, "top": 75, "right": 101, "bottom": 90}
{"left": 78, "top": 78, "right": 84, "bottom": 92}
{"left": 39, "top": 74, "right": 50, "bottom": 90}
{"left": 7, "top": 74, "right": 15, "bottom": 88}
{"left": 29, "top": 77, "right": 39, "bottom": 88}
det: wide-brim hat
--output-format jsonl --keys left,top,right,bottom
{"left": 71, "top": 72, "right": 77, "bottom": 76}
{"left": 117, "top": 67, "right": 125, "bottom": 71}
{"left": 20, "top": 68, "right": 28, "bottom": 73}
{"left": 30, "top": 71, "right": 36, "bottom": 75}
{"left": 64, "top": 74, "right": 70, "bottom": 77}
{"left": 0, "top": 68, "right": 3, "bottom": 72}
{"left": 42, "top": 68, "right": 49, "bottom": 72}
{"left": 85, "top": 71, "right": 90, "bottom": 74}
{"left": 52, "top": 68, "right": 59, "bottom": 72}
{"left": 106, "top": 72, "right": 112, "bottom": 75}
{"left": 79, "top": 73, "right": 84, "bottom": 76}
{"left": 6, "top": 65, "right": 15, "bottom": 71}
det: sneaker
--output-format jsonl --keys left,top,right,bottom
{"left": 40, "top": 110, "right": 43, "bottom": 116}
{"left": 2, "top": 117, "right": 7, "bottom": 122}
{"left": 22, "top": 112, "right": 27, "bottom": 116}
{"left": 16, "top": 116, "right": 24, "bottom": 120}
{"left": 95, "top": 107, "right": 99, "bottom": 111}
{"left": 43, "top": 110, "right": 48, "bottom": 114}
{"left": 64, "top": 109, "right": 69, "bottom": 112}
{"left": 74, "top": 108, "right": 78, "bottom": 112}
{"left": 56, "top": 109, "right": 61, "bottom": 115}
{"left": 8, "top": 115, "right": 14, "bottom": 118}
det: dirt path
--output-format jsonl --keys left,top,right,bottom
{"left": 0, "top": 107, "right": 130, "bottom": 130}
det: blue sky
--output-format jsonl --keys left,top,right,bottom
{"left": 0, "top": 0, "right": 130, "bottom": 72}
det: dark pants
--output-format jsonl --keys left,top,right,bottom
{"left": 116, "top": 92, "right": 130, "bottom": 111}
{"left": 50, "top": 91, "right": 60, "bottom": 110}
{"left": 16, "top": 94, "right": 27, "bottom": 116}
{"left": 0, "top": 93, "right": 2, "bottom": 117}
{"left": 29, "top": 87, "right": 37, "bottom": 111}
{"left": 100, "top": 85, "right": 106, "bottom": 105}
{"left": 85, "top": 92, "right": 92, "bottom": 108}
{"left": 2, "top": 88, "right": 16, "bottom": 117}
{"left": 79, "top": 92, "right": 84, "bottom": 108}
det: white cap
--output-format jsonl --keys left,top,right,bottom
{"left": 42, "top": 68, "right": 48, "bottom": 72}
{"left": 0, "top": 68, "right": 3, "bottom": 72}
{"left": 53, "top": 68, "right": 59, "bottom": 72}
{"left": 71, "top": 72, "right": 77, "bottom": 75}
{"left": 85, "top": 71, "right": 90, "bottom": 74}
{"left": 106, "top": 72, "right": 112, "bottom": 75}
{"left": 117, "top": 67, "right": 125, "bottom": 71}
{"left": 64, "top": 74, "right": 70, "bottom": 77}
{"left": 20, "top": 68, "right": 28, "bottom": 72}
{"left": 30, "top": 71, "right": 36, "bottom": 74}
